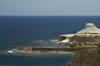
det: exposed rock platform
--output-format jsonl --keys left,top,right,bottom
{"left": 9, "top": 47, "right": 96, "bottom": 54}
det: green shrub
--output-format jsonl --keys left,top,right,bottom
{"left": 66, "top": 46, "right": 100, "bottom": 66}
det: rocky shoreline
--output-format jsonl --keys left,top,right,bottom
{"left": 7, "top": 47, "right": 96, "bottom": 55}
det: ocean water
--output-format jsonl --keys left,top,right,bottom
{"left": 0, "top": 16, "right": 100, "bottom": 66}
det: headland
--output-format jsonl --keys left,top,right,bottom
{"left": 7, "top": 23, "right": 99, "bottom": 54}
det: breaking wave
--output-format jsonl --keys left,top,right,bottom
{"left": 51, "top": 39, "right": 57, "bottom": 42}
{"left": 50, "top": 39, "right": 59, "bottom": 44}
{"left": 32, "top": 40, "right": 44, "bottom": 43}
{"left": 7, "top": 49, "right": 17, "bottom": 53}
{"left": 7, "top": 50, "right": 13, "bottom": 53}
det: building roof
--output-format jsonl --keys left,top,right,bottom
{"left": 77, "top": 23, "right": 100, "bottom": 34}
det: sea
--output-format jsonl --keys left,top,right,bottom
{"left": 0, "top": 16, "right": 100, "bottom": 66}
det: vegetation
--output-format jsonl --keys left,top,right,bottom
{"left": 66, "top": 44, "right": 100, "bottom": 66}
{"left": 72, "top": 44, "right": 97, "bottom": 48}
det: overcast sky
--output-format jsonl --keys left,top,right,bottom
{"left": 0, "top": 0, "right": 100, "bottom": 16}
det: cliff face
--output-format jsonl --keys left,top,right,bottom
{"left": 59, "top": 23, "right": 100, "bottom": 44}
{"left": 77, "top": 23, "right": 100, "bottom": 33}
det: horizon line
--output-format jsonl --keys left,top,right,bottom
{"left": 0, "top": 15, "right": 100, "bottom": 17}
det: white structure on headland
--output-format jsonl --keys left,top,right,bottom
{"left": 59, "top": 23, "right": 100, "bottom": 44}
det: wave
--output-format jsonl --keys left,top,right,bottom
{"left": 50, "top": 39, "right": 59, "bottom": 44}
{"left": 7, "top": 49, "right": 17, "bottom": 53}
{"left": 51, "top": 39, "right": 57, "bottom": 42}
{"left": 7, "top": 50, "right": 13, "bottom": 53}
{"left": 32, "top": 40, "right": 44, "bottom": 43}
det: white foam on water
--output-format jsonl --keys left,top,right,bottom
{"left": 50, "top": 39, "right": 60, "bottom": 45}
{"left": 51, "top": 39, "right": 57, "bottom": 42}
{"left": 33, "top": 40, "right": 44, "bottom": 42}
{"left": 7, "top": 50, "right": 13, "bottom": 53}
{"left": 56, "top": 42, "right": 60, "bottom": 44}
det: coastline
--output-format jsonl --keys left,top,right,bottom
{"left": 7, "top": 49, "right": 74, "bottom": 55}
{"left": 7, "top": 47, "right": 96, "bottom": 55}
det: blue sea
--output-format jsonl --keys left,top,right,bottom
{"left": 0, "top": 16, "right": 100, "bottom": 66}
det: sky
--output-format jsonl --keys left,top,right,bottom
{"left": 0, "top": 0, "right": 100, "bottom": 16}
